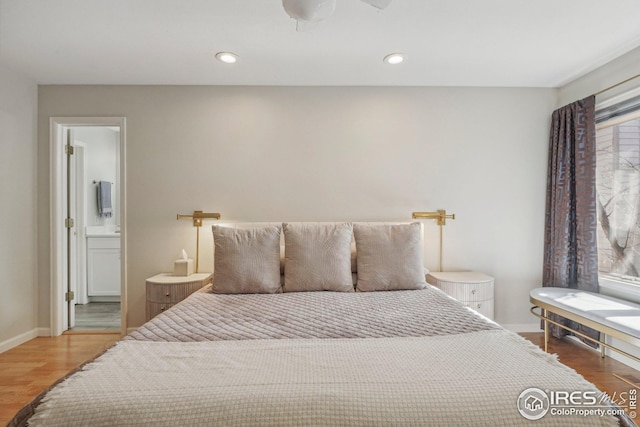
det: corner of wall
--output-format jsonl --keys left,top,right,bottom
{"left": 0, "top": 64, "right": 39, "bottom": 349}
{"left": 558, "top": 46, "right": 640, "bottom": 107}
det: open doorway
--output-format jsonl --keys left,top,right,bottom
{"left": 70, "top": 127, "right": 121, "bottom": 330}
{"left": 50, "top": 117, "right": 127, "bottom": 336}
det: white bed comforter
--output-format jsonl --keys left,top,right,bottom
{"left": 29, "top": 330, "right": 619, "bottom": 427}
{"left": 127, "top": 286, "right": 499, "bottom": 341}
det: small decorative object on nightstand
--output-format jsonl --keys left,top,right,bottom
{"left": 426, "top": 271, "right": 494, "bottom": 320}
{"left": 145, "top": 272, "right": 212, "bottom": 321}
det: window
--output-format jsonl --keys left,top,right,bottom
{"left": 596, "top": 102, "right": 640, "bottom": 281}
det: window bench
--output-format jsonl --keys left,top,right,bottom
{"left": 530, "top": 287, "right": 640, "bottom": 363}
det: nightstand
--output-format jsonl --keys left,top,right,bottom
{"left": 426, "top": 271, "right": 494, "bottom": 320}
{"left": 145, "top": 272, "right": 212, "bottom": 321}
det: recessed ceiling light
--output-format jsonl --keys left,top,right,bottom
{"left": 215, "top": 52, "right": 238, "bottom": 64}
{"left": 383, "top": 53, "right": 404, "bottom": 65}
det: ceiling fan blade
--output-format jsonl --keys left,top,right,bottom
{"left": 360, "top": 0, "right": 391, "bottom": 10}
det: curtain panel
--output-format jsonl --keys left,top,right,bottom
{"left": 542, "top": 95, "right": 600, "bottom": 345}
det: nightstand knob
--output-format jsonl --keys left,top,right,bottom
{"left": 161, "top": 306, "right": 166, "bottom": 311}
{"left": 165, "top": 292, "right": 170, "bottom": 297}
{"left": 471, "top": 289, "right": 476, "bottom": 295}
{"left": 477, "top": 303, "right": 481, "bottom": 308}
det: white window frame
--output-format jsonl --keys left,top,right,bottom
{"left": 596, "top": 105, "right": 640, "bottom": 299}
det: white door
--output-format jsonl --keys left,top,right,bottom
{"left": 65, "top": 128, "right": 77, "bottom": 328}
{"left": 73, "top": 143, "right": 88, "bottom": 305}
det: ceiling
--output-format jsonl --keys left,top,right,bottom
{"left": 1, "top": 0, "right": 640, "bottom": 87}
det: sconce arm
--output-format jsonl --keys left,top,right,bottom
{"left": 177, "top": 210, "right": 221, "bottom": 227}
{"left": 412, "top": 209, "right": 455, "bottom": 226}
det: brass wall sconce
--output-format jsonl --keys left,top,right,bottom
{"left": 176, "top": 210, "right": 221, "bottom": 273}
{"left": 412, "top": 210, "right": 456, "bottom": 272}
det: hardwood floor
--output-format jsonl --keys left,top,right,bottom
{"left": 0, "top": 332, "right": 638, "bottom": 425}
{"left": 521, "top": 332, "right": 640, "bottom": 420}
{"left": 0, "top": 333, "right": 119, "bottom": 426}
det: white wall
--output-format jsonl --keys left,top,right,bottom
{"left": 75, "top": 127, "right": 120, "bottom": 227}
{"left": 37, "top": 85, "right": 556, "bottom": 329}
{"left": 0, "top": 64, "right": 39, "bottom": 350}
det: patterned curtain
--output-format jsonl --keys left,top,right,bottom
{"left": 542, "top": 95, "right": 600, "bottom": 346}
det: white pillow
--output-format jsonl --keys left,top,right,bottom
{"left": 353, "top": 222, "right": 427, "bottom": 291}
{"left": 212, "top": 225, "right": 282, "bottom": 294}
{"left": 283, "top": 222, "right": 354, "bottom": 292}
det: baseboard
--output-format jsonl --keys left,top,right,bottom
{"left": 37, "top": 327, "right": 52, "bottom": 337}
{"left": 0, "top": 328, "right": 39, "bottom": 353}
{"left": 88, "top": 296, "right": 121, "bottom": 303}
{"left": 608, "top": 351, "right": 640, "bottom": 373}
{"left": 605, "top": 336, "right": 640, "bottom": 372}
{"left": 502, "top": 323, "right": 542, "bottom": 333}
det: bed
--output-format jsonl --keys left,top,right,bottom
{"left": 9, "top": 222, "right": 637, "bottom": 426}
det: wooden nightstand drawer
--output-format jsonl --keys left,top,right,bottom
{"left": 434, "top": 281, "right": 493, "bottom": 301}
{"left": 459, "top": 298, "right": 494, "bottom": 319}
{"left": 426, "top": 271, "right": 495, "bottom": 320}
{"left": 146, "top": 302, "right": 174, "bottom": 317}
{"left": 145, "top": 273, "right": 212, "bottom": 320}
{"left": 146, "top": 284, "right": 175, "bottom": 303}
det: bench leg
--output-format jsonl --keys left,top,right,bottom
{"left": 543, "top": 308, "right": 549, "bottom": 353}
{"left": 601, "top": 333, "right": 606, "bottom": 358}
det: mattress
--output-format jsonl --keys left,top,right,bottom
{"left": 10, "top": 286, "right": 636, "bottom": 427}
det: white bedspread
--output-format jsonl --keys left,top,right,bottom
{"left": 127, "top": 286, "right": 499, "bottom": 341}
{"left": 29, "top": 330, "right": 618, "bottom": 427}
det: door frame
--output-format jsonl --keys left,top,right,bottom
{"left": 50, "top": 117, "right": 127, "bottom": 336}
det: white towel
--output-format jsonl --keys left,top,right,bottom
{"left": 97, "top": 181, "right": 112, "bottom": 218}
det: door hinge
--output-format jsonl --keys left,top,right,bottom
{"left": 65, "top": 218, "right": 75, "bottom": 228}
{"left": 65, "top": 145, "right": 74, "bottom": 155}
{"left": 65, "top": 291, "right": 75, "bottom": 302}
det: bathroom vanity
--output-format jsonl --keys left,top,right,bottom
{"left": 86, "top": 228, "right": 121, "bottom": 298}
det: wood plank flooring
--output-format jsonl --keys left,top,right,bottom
{"left": 0, "top": 332, "right": 638, "bottom": 425}
{"left": 522, "top": 332, "right": 639, "bottom": 421}
{"left": 0, "top": 333, "right": 119, "bottom": 425}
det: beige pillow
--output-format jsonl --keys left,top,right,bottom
{"left": 212, "top": 225, "right": 282, "bottom": 294}
{"left": 353, "top": 222, "right": 427, "bottom": 291}
{"left": 283, "top": 223, "right": 354, "bottom": 292}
